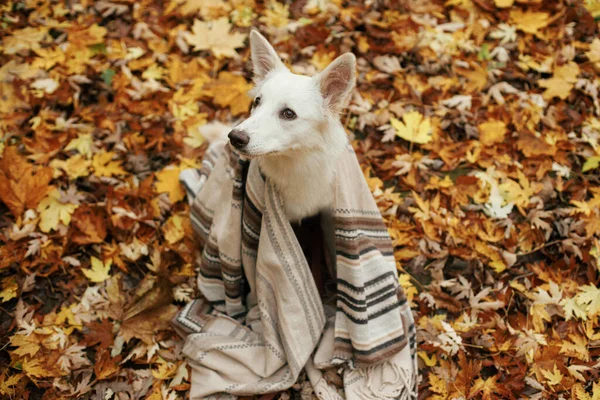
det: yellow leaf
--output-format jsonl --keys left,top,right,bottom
{"left": 50, "top": 154, "right": 92, "bottom": 180}
{"left": 586, "top": 38, "right": 600, "bottom": 69}
{"left": 562, "top": 297, "right": 588, "bottom": 321}
{"left": 203, "top": 72, "right": 253, "bottom": 116}
{"left": 0, "top": 277, "right": 18, "bottom": 303}
{"left": 142, "top": 64, "right": 166, "bottom": 81}
{"left": 398, "top": 273, "right": 418, "bottom": 303}
{"left": 183, "top": 17, "right": 246, "bottom": 59}
{"left": 539, "top": 62, "right": 580, "bottom": 100}
{"left": 576, "top": 284, "right": 600, "bottom": 319}
{"left": 510, "top": 9, "right": 550, "bottom": 35}
{"left": 560, "top": 335, "right": 590, "bottom": 362}
{"left": 478, "top": 120, "right": 507, "bottom": 146}
{"left": 155, "top": 166, "right": 185, "bottom": 203}
{"left": 2, "top": 27, "right": 50, "bottom": 55}
{"left": 567, "top": 365, "right": 590, "bottom": 382}
{"left": 418, "top": 351, "right": 437, "bottom": 367}
{"left": 37, "top": 189, "right": 78, "bottom": 233}
{"left": 152, "top": 360, "right": 178, "bottom": 380}
{"left": 493, "top": 0, "right": 513, "bottom": 7}
{"left": 163, "top": 214, "right": 185, "bottom": 244}
{"left": 183, "top": 127, "right": 206, "bottom": 149}
{"left": 10, "top": 334, "right": 41, "bottom": 357}
{"left": 259, "top": 1, "right": 290, "bottom": 28}
{"left": 92, "top": 151, "right": 126, "bottom": 177}
{"left": 540, "top": 365, "right": 563, "bottom": 386}
{"left": 0, "top": 373, "right": 23, "bottom": 395}
{"left": 22, "top": 358, "right": 49, "bottom": 378}
{"left": 390, "top": 111, "right": 433, "bottom": 144}
{"left": 429, "top": 374, "right": 448, "bottom": 396}
{"left": 82, "top": 257, "right": 112, "bottom": 283}
{"left": 65, "top": 133, "right": 93, "bottom": 156}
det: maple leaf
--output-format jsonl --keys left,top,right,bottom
{"left": 561, "top": 297, "right": 588, "bottom": 321}
{"left": 575, "top": 285, "right": 600, "bottom": 319}
{"left": 469, "top": 375, "right": 511, "bottom": 400}
{"left": 92, "top": 151, "right": 126, "bottom": 177}
{"left": 37, "top": 189, "right": 78, "bottom": 233}
{"left": 0, "top": 277, "right": 18, "bottom": 303}
{"left": 509, "top": 9, "right": 550, "bottom": 35}
{"left": 478, "top": 120, "right": 507, "bottom": 146}
{"left": 50, "top": 154, "right": 92, "bottom": 180}
{"left": 390, "top": 111, "right": 433, "bottom": 144}
{"left": 163, "top": 214, "right": 185, "bottom": 244}
{"left": 540, "top": 365, "right": 563, "bottom": 387}
{"left": 82, "top": 257, "right": 112, "bottom": 283}
{"left": 183, "top": 17, "right": 246, "bottom": 59}
{"left": 559, "top": 334, "right": 590, "bottom": 362}
{"left": 539, "top": 62, "right": 580, "bottom": 100}
{"left": 65, "top": 133, "right": 93, "bottom": 157}
{"left": 586, "top": 38, "right": 600, "bottom": 69}
{"left": 22, "top": 358, "right": 50, "bottom": 378}
{"left": 2, "top": 27, "right": 50, "bottom": 54}
{"left": 0, "top": 146, "right": 53, "bottom": 217}
{"left": 69, "top": 205, "right": 107, "bottom": 245}
{"left": 155, "top": 165, "right": 185, "bottom": 203}
{"left": 203, "top": 71, "right": 253, "bottom": 116}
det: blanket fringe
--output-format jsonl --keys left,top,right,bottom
{"left": 358, "top": 361, "right": 417, "bottom": 400}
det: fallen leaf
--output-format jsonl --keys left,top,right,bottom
{"left": 183, "top": 17, "right": 246, "bottom": 58}
{"left": 37, "top": 189, "right": 78, "bottom": 233}
{"left": 390, "top": 111, "right": 433, "bottom": 144}
{"left": 82, "top": 257, "right": 112, "bottom": 283}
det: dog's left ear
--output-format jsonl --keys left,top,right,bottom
{"left": 316, "top": 53, "right": 356, "bottom": 114}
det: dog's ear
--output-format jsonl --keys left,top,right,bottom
{"left": 316, "top": 53, "right": 356, "bottom": 114}
{"left": 250, "top": 30, "right": 285, "bottom": 83}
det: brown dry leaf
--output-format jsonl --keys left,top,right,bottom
{"left": 0, "top": 147, "right": 53, "bottom": 217}
{"left": 120, "top": 304, "right": 179, "bottom": 344}
{"left": 69, "top": 206, "right": 107, "bottom": 245}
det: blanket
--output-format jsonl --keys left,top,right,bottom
{"left": 173, "top": 140, "right": 417, "bottom": 399}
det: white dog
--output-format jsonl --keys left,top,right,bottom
{"left": 228, "top": 31, "right": 356, "bottom": 223}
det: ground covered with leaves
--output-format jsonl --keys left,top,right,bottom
{"left": 1, "top": 0, "right": 600, "bottom": 398}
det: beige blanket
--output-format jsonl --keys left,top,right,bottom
{"left": 173, "top": 141, "right": 417, "bottom": 399}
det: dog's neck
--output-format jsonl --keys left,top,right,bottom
{"left": 257, "top": 121, "right": 347, "bottom": 223}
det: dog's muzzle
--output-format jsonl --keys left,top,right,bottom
{"left": 228, "top": 129, "right": 250, "bottom": 149}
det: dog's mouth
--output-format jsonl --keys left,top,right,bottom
{"left": 228, "top": 143, "right": 286, "bottom": 159}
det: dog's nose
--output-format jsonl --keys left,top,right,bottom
{"left": 228, "top": 129, "right": 250, "bottom": 149}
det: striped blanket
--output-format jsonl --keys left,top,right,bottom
{"left": 173, "top": 140, "right": 417, "bottom": 399}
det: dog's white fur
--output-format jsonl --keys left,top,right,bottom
{"left": 232, "top": 31, "right": 356, "bottom": 222}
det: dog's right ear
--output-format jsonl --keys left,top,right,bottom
{"left": 250, "top": 30, "right": 285, "bottom": 83}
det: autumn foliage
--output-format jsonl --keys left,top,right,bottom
{"left": 1, "top": 0, "right": 600, "bottom": 399}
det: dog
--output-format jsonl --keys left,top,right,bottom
{"left": 227, "top": 30, "right": 356, "bottom": 223}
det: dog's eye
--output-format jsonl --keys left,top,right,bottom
{"left": 252, "top": 96, "right": 261, "bottom": 109}
{"left": 281, "top": 108, "right": 296, "bottom": 120}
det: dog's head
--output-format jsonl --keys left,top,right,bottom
{"left": 228, "top": 31, "right": 356, "bottom": 158}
